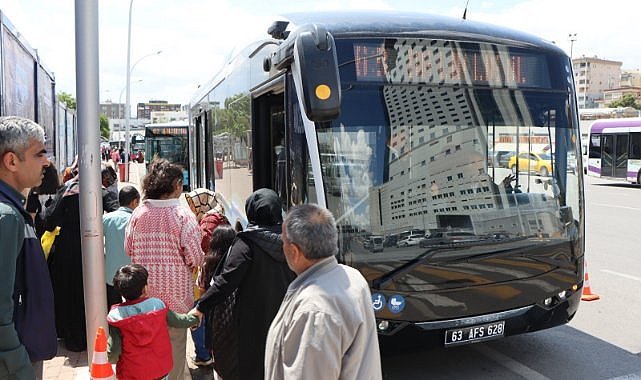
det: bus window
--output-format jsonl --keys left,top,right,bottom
{"left": 272, "top": 105, "right": 287, "bottom": 209}
{"left": 287, "top": 79, "right": 311, "bottom": 206}
{"left": 589, "top": 134, "right": 601, "bottom": 158}
{"left": 630, "top": 132, "right": 641, "bottom": 159}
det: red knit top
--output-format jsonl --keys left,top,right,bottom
{"left": 125, "top": 198, "right": 204, "bottom": 313}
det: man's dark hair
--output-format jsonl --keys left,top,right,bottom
{"left": 119, "top": 185, "right": 140, "bottom": 207}
{"left": 113, "top": 264, "right": 148, "bottom": 301}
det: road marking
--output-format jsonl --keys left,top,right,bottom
{"left": 473, "top": 345, "right": 551, "bottom": 380}
{"left": 608, "top": 371, "right": 641, "bottom": 379}
{"left": 601, "top": 269, "right": 641, "bottom": 283}
{"left": 592, "top": 203, "right": 641, "bottom": 212}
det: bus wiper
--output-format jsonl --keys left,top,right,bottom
{"left": 434, "top": 241, "right": 550, "bottom": 266}
{"left": 371, "top": 246, "right": 467, "bottom": 289}
{"left": 371, "top": 239, "right": 533, "bottom": 289}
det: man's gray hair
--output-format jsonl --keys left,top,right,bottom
{"left": 284, "top": 204, "right": 338, "bottom": 260}
{"left": 0, "top": 116, "right": 45, "bottom": 159}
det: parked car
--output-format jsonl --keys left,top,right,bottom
{"left": 508, "top": 152, "right": 552, "bottom": 176}
{"left": 383, "top": 235, "right": 398, "bottom": 247}
{"left": 419, "top": 231, "right": 480, "bottom": 247}
{"left": 396, "top": 234, "right": 423, "bottom": 247}
{"left": 368, "top": 235, "right": 384, "bottom": 252}
{"left": 485, "top": 232, "right": 513, "bottom": 241}
{"left": 489, "top": 150, "right": 515, "bottom": 168}
{"left": 363, "top": 238, "right": 372, "bottom": 250}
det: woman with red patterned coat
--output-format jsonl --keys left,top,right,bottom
{"left": 125, "top": 159, "right": 204, "bottom": 380}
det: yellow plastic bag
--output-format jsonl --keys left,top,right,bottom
{"left": 40, "top": 227, "right": 60, "bottom": 260}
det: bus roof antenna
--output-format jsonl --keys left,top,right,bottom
{"left": 462, "top": 0, "right": 470, "bottom": 20}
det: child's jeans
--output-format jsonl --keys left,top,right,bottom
{"left": 190, "top": 301, "right": 211, "bottom": 361}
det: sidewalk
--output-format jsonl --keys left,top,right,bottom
{"left": 110, "top": 160, "right": 146, "bottom": 192}
{"left": 43, "top": 333, "right": 214, "bottom": 379}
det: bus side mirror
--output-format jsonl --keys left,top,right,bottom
{"left": 294, "top": 27, "right": 341, "bottom": 122}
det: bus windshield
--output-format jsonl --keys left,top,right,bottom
{"left": 312, "top": 38, "right": 582, "bottom": 271}
{"left": 145, "top": 125, "right": 190, "bottom": 190}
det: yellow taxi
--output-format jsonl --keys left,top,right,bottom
{"left": 508, "top": 152, "right": 552, "bottom": 176}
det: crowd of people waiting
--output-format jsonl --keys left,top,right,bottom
{"left": 0, "top": 116, "right": 382, "bottom": 380}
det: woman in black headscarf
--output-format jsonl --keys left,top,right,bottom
{"left": 43, "top": 164, "right": 119, "bottom": 352}
{"left": 191, "top": 188, "right": 295, "bottom": 380}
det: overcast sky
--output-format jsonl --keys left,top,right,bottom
{"left": 1, "top": 0, "right": 638, "bottom": 113}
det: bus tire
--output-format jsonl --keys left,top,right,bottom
{"left": 637, "top": 170, "right": 641, "bottom": 185}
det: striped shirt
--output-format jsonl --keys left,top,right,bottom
{"left": 125, "top": 198, "right": 204, "bottom": 313}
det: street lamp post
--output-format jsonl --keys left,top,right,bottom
{"left": 116, "top": 79, "right": 142, "bottom": 145}
{"left": 124, "top": 0, "right": 161, "bottom": 181}
{"left": 568, "top": 33, "right": 581, "bottom": 108}
{"left": 124, "top": 0, "right": 133, "bottom": 181}
{"left": 123, "top": 49, "right": 161, "bottom": 179}
{"left": 568, "top": 33, "right": 577, "bottom": 60}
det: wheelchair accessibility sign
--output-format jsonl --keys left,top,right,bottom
{"left": 371, "top": 293, "right": 386, "bottom": 312}
{"left": 388, "top": 294, "right": 405, "bottom": 313}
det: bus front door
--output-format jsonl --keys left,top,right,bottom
{"left": 614, "top": 134, "right": 629, "bottom": 178}
{"left": 601, "top": 134, "right": 629, "bottom": 178}
{"left": 601, "top": 134, "right": 615, "bottom": 177}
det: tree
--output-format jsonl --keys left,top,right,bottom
{"left": 608, "top": 94, "right": 640, "bottom": 110}
{"left": 100, "top": 113, "right": 110, "bottom": 140}
{"left": 220, "top": 93, "right": 250, "bottom": 139}
{"left": 57, "top": 91, "right": 76, "bottom": 110}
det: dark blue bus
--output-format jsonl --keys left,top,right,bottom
{"left": 189, "top": 10, "right": 584, "bottom": 347}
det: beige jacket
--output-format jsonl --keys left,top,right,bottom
{"left": 264, "top": 256, "right": 382, "bottom": 380}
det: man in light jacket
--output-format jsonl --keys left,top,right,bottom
{"left": 264, "top": 204, "right": 382, "bottom": 380}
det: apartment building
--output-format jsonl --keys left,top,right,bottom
{"left": 572, "top": 56, "right": 622, "bottom": 108}
{"left": 621, "top": 69, "right": 641, "bottom": 87}
{"left": 136, "top": 100, "right": 181, "bottom": 119}
{"left": 100, "top": 101, "right": 126, "bottom": 119}
{"left": 602, "top": 87, "right": 641, "bottom": 106}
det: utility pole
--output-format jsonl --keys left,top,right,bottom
{"left": 74, "top": 0, "right": 107, "bottom": 364}
{"left": 124, "top": 0, "right": 133, "bottom": 182}
{"left": 568, "top": 33, "right": 577, "bottom": 60}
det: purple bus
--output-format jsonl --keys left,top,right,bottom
{"left": 587, "top": 117, "right": 641, "bottom": 183}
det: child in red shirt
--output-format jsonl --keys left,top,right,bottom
{"left": 107, "top": 264, "right": 199, "bottom": 380}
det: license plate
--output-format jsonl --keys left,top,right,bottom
{"left": 444, "top": 320, "right": 505, "bottom": 346}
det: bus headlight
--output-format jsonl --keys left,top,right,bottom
{"left": 544, "top": 297, "right": 553, "bottom": 306}
{"left": 378, "top": 320, "right": 390, "bottom": 331}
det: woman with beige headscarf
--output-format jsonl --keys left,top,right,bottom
{"left": 184, "top": 188, "right": 230, "bottom": 367}
{"left": 185, "top": 188, "right": 229, "bottom": 252}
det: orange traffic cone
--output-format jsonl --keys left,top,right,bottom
{"left": 90, "top": 326, "right": 115, "bottom": 380}
{"left": 581, "top": 262, "right": 600, "bottom": 301}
